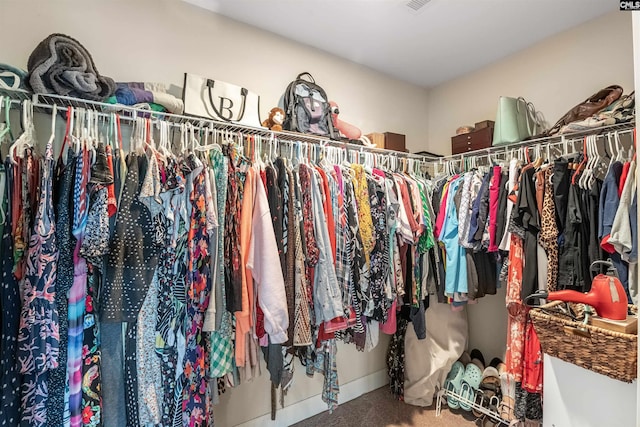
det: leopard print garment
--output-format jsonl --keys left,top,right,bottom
{"left": 538, "top": 167, "right": 559, "bottom": 292}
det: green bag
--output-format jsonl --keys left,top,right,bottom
{"left": 492, "top": 96, "right": 543, "bottom": 146}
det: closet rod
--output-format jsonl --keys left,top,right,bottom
{"left": 435, "top": 122, "right": 635, "bottom": 165}
{"left": 0, "top": 88, "right": 434, "bottom": 163}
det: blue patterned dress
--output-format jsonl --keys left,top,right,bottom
{"left": 16, "top": 139, "right": 60, "bottom": 426}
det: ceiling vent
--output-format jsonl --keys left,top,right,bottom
{"left": 405, "top": 0, "right": 432, "bottom": 12}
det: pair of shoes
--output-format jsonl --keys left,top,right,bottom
{"left": 459, "top": 363, "right": 483, "bottom": 411}
{"left": 472, "top": 365, "right": 501, "bottom": 418}
{"left": 498, "top": 362, "right": 515, "bottom": 422}
{"left": 450, "top": 349, "right": 487, "bottom": 412}
{"left": 444, "top": 361, "right": 465, "bottom": 409}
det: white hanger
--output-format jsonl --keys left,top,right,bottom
{"left": 614, "top": 131, "right": 624, "bottom": 162}
{"left": 9, "top": 100, "right": 35, "bottom": 165}
{"left": 0, "top": 95, "right": 5, "bottom": 141}
{"left": 45, "top": 104, "right": 57, "bottom": 154}
{"left": 580, "top": 135, "right": 595, "bottom": 189}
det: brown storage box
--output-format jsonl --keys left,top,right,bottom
{"left": 451, "top": 127, "right": 493, "bottom": 155}
{"left": 474, "top": 120, "right": 495, "bottom": 129}
{"left": 384, "top": 132, "right": 406, "bottom": 152}
{"left": 365, "top": 132, "right": 407, "bottom": 152}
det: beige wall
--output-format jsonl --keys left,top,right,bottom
{"left": 0, "top": 0, "right": 419, "bottom": 425}
{"left": 426, "top": 11, "right": 635, "bottom": 155}
{"left": 425, "top": 10, "right": 635, "bottom": 362}
{"left": 0, "top": 0, "right": 430, "bottom": 153}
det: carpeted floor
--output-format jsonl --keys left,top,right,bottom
{"left": 291, "top": 387, "right": 477, "bottom": 427}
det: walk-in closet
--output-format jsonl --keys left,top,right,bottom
{"left": 0, "top": 1, "right": 638, "bottom": 426}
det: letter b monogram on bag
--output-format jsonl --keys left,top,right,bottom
{"left": 183, "top": 73, "right": 262, "bottom": 127}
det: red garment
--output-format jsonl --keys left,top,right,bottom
{"left": 104, "top": 145, "right": 118, "bottom": 217}
{"left": 506, "top": 234, "right": 527, "bottom": 382}
{"left": 396, "top": 176, "right": 419, "bottom": 235}
{"left": 488, "top": 165, "right": 502, "bottom": 252}
{"left": 380, "top": 300, "right": 397, "bottom": 335}
{"left": 434, "top": 180, "right": 452, "bottom": 239}
{"left": 255, "top": 299, "right": 266, "bottom": 339}
{"left": 601, "top": 234, "right": 616, "bottom": 254}
{"left": 260, "top": 169, "right": 267, "bottom": 188}
{"left": 522, "top": 320, "right": 543, "bottom": 394}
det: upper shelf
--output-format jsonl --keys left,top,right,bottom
{"left": 0, "top": 88, "right": 435, "bottom": 162}
{"left": 1, "top": 88, "right": 635, "bottom": 164}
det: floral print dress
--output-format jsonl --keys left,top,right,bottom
{"left": 182, "top": 163, "right": 212, "bottom": 426}
{"left": 16, "top": 137, "right": 60, "bottom": 426}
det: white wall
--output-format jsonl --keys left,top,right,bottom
{"left": 425, "top": 10, "right": 635, "bottom": 363}
{"left": 426, "top": 11, "right": 635, "bottom": 155}
{"left": 0, "top": 1, "right": 431, "bottom": 425}
{"left": 543, "top": 355, "right": 637, "bottom": 427}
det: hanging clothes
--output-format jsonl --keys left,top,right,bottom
{"left": 17, "top": 135, "right": 59, "bottom": 426}
{"left": 0, "top": 160, "right": 21, "bottom": 426}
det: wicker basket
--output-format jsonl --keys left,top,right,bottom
{"left": 529, "top": 301, "right": 638, "bottom": 383}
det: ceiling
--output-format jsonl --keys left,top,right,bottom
{"left": 185, "top": 0, "right": 617, "bottom": 88}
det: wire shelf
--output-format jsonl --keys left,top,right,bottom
{"left": 4, "top": 90, "right": 635, "bottom": 167}
{"left": 0, "top": 87, "right": 33, "bottom": 102}
{"left": 29, "top": 93, "right": 433, "bottom": 162}
{"left": 438, "top": 121, "right": 635, "bottom": 164}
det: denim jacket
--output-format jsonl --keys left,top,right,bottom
{"left": 309, "top": 168, "right": 345, "bottom": 324}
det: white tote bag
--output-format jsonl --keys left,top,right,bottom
{"left": 183, "top": 73, "right": 262, "bottom": 127}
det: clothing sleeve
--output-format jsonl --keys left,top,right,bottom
{"left": 394, "top": 178, "right": 413, "bottom": 244}
{"left": 600, "top": 178, "right": 621, "bottom": 254}
{"left": 630, "top": 193, "right": 638, "bottom": 263}
{"left": 609, "top": 166, "right": 635, "bottom": 260}
{"left": 202, "top": 226, "right": 218, "bottom": 332}
{"left": 247, "top": 179, "right": 289, "bottom": 344}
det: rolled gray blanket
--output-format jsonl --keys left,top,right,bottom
{"left": 27, "top": 33, "right": 115, "bottom": 101}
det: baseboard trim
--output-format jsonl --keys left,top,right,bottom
{"left": 236, "top": 368, "right": 389, "bottom": 427}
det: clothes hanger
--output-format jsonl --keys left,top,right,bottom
{"left": 71, "top": 108, "right": 80, "bottom": 154}
{"left": 89, "top": 110, "right": 98, "bottom": 166}
{"left": 578, "top": 135, "right": 591, "bottom": 189}
{"left": 146, "top": 118, "right": 167, "bottom": 164}
{"left": 530, "top": 144, "right": 543, "bottom": 168}
{"left": 571, "top": 136, "right": 588, "bottom": 185}
{"left": 158, "top": 120, "right": 174, "bottom": 161}
{"left": 130, "top": 116, "right": 139, "bottom": 154}
{"left": 588, "top": 134, "right": 604, "bottom": 189}
{"left": 579, "top": 135, "right": 595, "bottom": 189}
{"left": 0, "top": 97, "right": 14, "bottom": 142}
{"left": 105, "top": 112, "right": 114, "bottom": 152}
{"left": 189, "top": 123, "right": 204, "bottom": 169}
{"left": 58, "top": 106, "right": 73, "bottom": 164}
{"left": 9, "top": 100, "right": 35, "bottom": 165}
{"left": 45, "top": 104, "right": 57, "bottom": 155}
{"left": 614, "top": 131, "right": 625, "bottom": 162}
{"left": 0, "top": 96, "right": 6, "bottom": 141}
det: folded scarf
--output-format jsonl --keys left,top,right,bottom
{"left": 105, "top": 96, "right": 168, "bottom": 116}
{"left": 559, "top": 92, "right": 636, "bottom": 134}
{"left": 27, "top": 33, "right": 115, "bottom": 101}
{"left": 0, "top": 64, "right": 28, "bottom": 90}
{"left": 108, "top": 82, "right": 184, "bottom": 114}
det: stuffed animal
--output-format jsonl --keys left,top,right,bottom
{"left": 262, "top": 107, "right": 285, "bottom": 131}
{"left": 329, "top": 101, "right": 362, "bottom": 140}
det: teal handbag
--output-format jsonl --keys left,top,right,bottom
{"left": 492, "top": 96, "right": 543, "bottom": 146}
